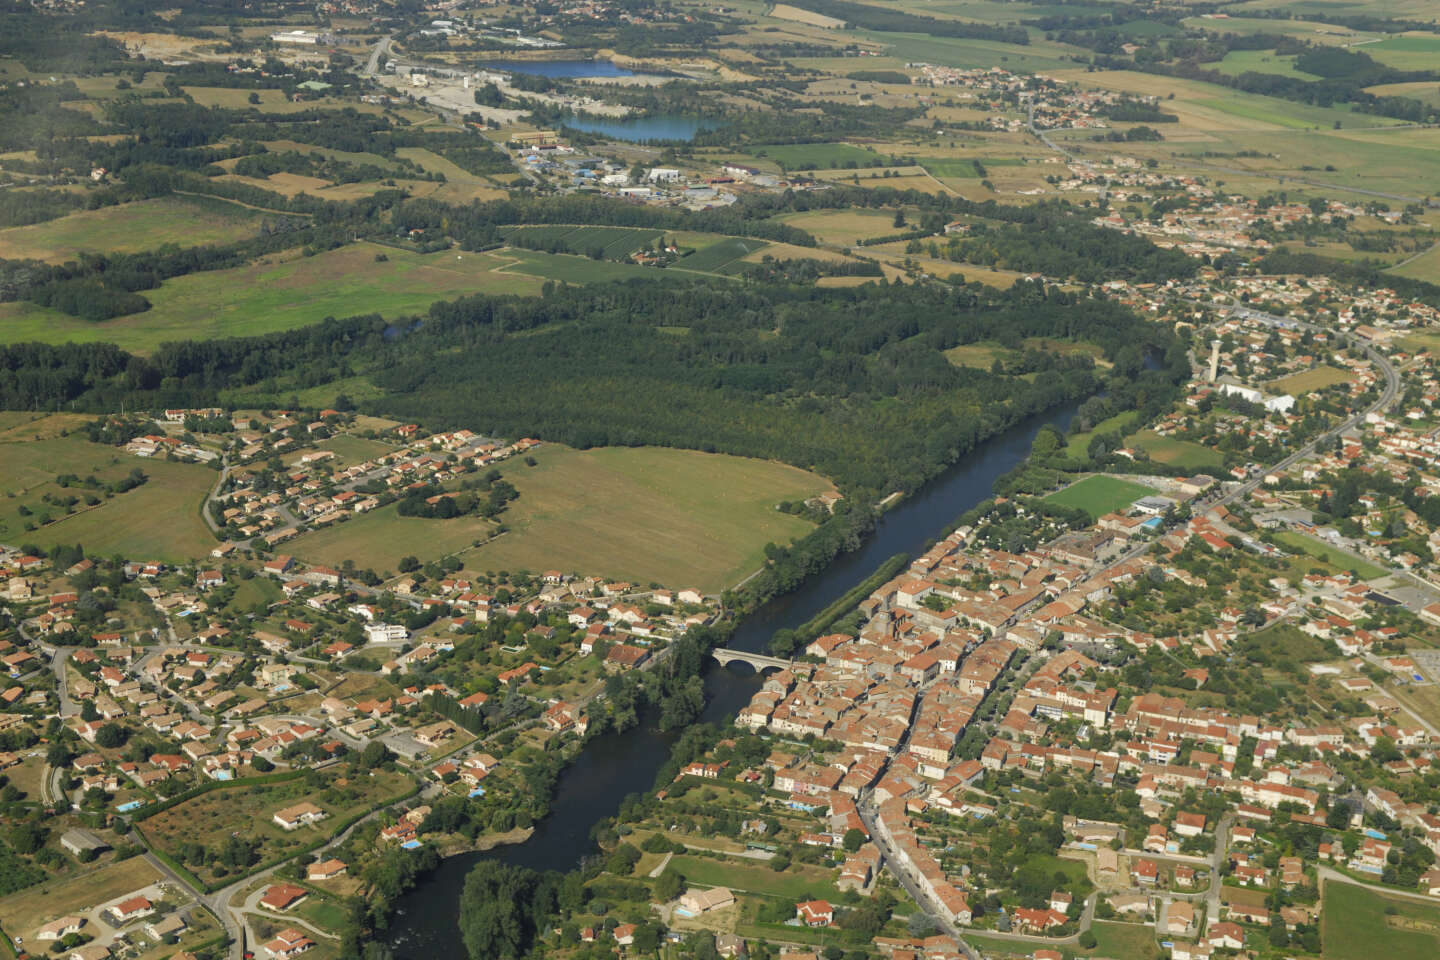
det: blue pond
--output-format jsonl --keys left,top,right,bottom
{"left": 565, "top": 114, "right": 716, "bottom": 143}
{"left": 481, "top": 59, "right": 634, "bottom": 78}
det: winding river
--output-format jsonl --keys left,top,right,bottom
{"left": 388, "top": 398, "right": 1080, "bottom": 955}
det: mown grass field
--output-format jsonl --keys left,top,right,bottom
{"left": 1127, "top": 429, "right": 1223, "bottom": 470}
{"left": 0, "top": 243, "right": 544, "bottom": 353}
{"left": 290, "top": 444, "right": 832, "bottom": 590}
{"left": 963, "top": 920, "right": 1155, "bottom": 959}
{"left": 0, "top": 195, "right": 267, "bottom": 263}
{"left": 1273, "top": 531, "right": 1389, "bottom": 580}
{"left": 748, "top": 142, "right": 879, "bottom": 169}
{"left": 0, "top": 429, "right": 217, "bottom": 561}
{"left": 1215, "top": 49, "right": 1322, "bottom": 80}
{"left": 1322, "top": 880, "right": 1440, "bottom": 960}
{"left": 669, "top": 854, "right": 843, "bottom": 902}
{"left": 1044, "top": 475, "right": 1153, "bottom": 519}
{"left": 0, "top": 856, "right": 165, "bottom": 940}
{"left": 1272, "top": 365, "right": 1355, "bottom": 394}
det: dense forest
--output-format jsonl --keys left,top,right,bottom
{"left": 0, "top": 274, "right": 1183, "bottom": 506}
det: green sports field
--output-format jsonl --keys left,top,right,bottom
{"left": 1044, "top": 475, "right": 1154, "bottom": 519}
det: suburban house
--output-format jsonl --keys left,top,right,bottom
{"left": 796, "top": 900, "right": 834, "bottom": 927}
{"left": 260, "top": 885, "right": 310, "bottom": 912}
{"left": 308, "top": 859, "right": 348, "bottom": 881}
{"left": 262, "top": 929, "right": 315, "bottom": 959}
{"left": 272, "top": 802, "right": 326, "bottom": 831}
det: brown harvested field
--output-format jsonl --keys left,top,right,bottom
{"left": 739, "top": 241, "right": 855, "bottom": 265}
{"left": 0, "top": 857, "right": 165, "bottom": 939}
{"left": 778, "top": 208, "right": 907, "bottom": 246}
{"left": 218, "top": 171, "right": 333, "bottom": 196}
{"left": 769, "top": 3, "right": 847, "bottom": 28}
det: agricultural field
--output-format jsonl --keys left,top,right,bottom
{"left": 1321, "top": 880, "right": 1440, "bottom": 960}
{"left": 681, "top": 236, "right": 772, "bottom": 273}
{"left": 1364, "top": 35, "right": 1440, "bottom": 72}
{"left": 289, "top": 444, "right": 833, "bottom": 591}
{"left": 0, "top": 243, "right": 545, "bottom": 354}
{"left": 0, "top": 195, "right": 268, "bottom": 263}
{"left": 777, "top": 208, "right": 908, "bottom": 247}
{"left": 1044, "top": 475, "right": 1154, "bottom": 519}
{"left": 0, "top": 426, "right": 217, "bottom": 561}
{"left": 502, "top": 224, "right": 664, "bottom": 259}
{"left": 1214, "top": 49, "right": 1322, "bottom": 81}
{"left": 747, "top": 142, "right": 881, "bottom": 169}
{"left": 1389, "top": 242, "right": 1440, "bottom": 283}
{"left": 140, "top": 770, "right": 412, "bottom": 885}
{"left": 918, "top": 157, "right": 986, "bottom": 179}
{"left": 498, "top": 248, "right": 687, "bottom": 284}
{"left": 1271, "top": 365, "right": 1355, "bottom": 395}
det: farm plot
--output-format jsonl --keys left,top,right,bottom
{"left": 679, "top": 237, "right": 772, "bottom": 273}
{"left": 503, "top": 225, "right": 664, "bottom": 259}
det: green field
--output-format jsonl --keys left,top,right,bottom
{"left": 918, "top": 157, "right": 986, "bottom": 178}
{"left": 1272, "top": 365, "right": 1355, "bottom": 394}
{"left": 0, "top": 423, "right": 217, "bottom": 561}
{"left": 748, "top": 142, "right": 880, "bottom": 169}
{"left": 857, "top": 31, "right": 1080, "bottom": 73}
{"left": 502, "top": 224, "right": 664, "bottom": 259}
{"left": 1215, "top": 49, "right": 1322, "bottom": 81}
{"left": 1062, "top": 410, "right": 1142, "bottom": 459}
{"left": 0, "top": 195, "right": 267, "bottom": 263}
{"left": 0, "top": 243, "right": 544, "bottom": 353}
{"left": 1044, "top": 475, "right": 1153, "bottom": 519}
{"left": 1273, "top": 530, "right": 1389, "bottom": 580}
{"left": 669, "top": 855, "right": 843, "bottom": 902}
{"left": 1365, "top": 35, "right": 1440, "bottom": 72}
{"left": 1389, "top": 241, "right": 1440, "bottom": 283}
{"left": 682, "top": 237, "right": 772, "bottom": 273}
{"left": 1322, "top": 880, "right": 1440, "bottom": 960}
{"left": 500, "top": 248, "right": 692, "bottom": 284}
{"left": 289, "top": 444, "right": 834, "bottom": 591}
{"left": 964, "top": 921, "right": 1154, "bottom": 959}
{"left": 1127, "top": 430, "right": 1223, "bottom": 470}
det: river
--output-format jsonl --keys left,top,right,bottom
{"left": 387, "top": 398, "right": 1080, "bottom": 955}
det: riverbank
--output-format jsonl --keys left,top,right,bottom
{"left": 386, "top": 394, "right": 1084, "bottom": 957}
{"left": 433, "top": 825, "right": 535, "bottom": 858}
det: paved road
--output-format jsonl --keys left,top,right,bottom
{"left": 365, "top": 36, "right": 391, "bottom": 77}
